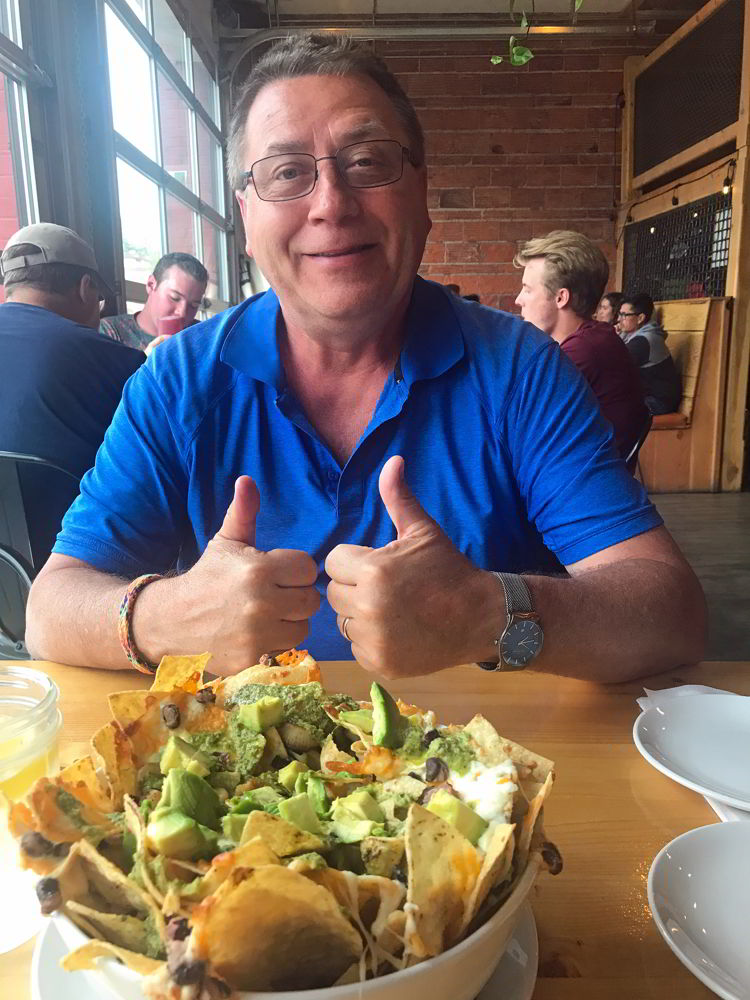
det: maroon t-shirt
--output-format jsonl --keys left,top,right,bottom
{"left": 561, "top": 319, "right": 648, "bottom": 460}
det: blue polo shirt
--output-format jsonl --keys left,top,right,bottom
{"left": 55, "top": 277, "right": 661, "bottom": 658}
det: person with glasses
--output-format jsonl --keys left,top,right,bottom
{"left": 0, "top": 224, "right": 144, "bottom": 568}
{"left": 27, "top": 35, "right": 705, "bottom": 687}
{"left": 618, "top": 294, "right": 682, "bottom": 415}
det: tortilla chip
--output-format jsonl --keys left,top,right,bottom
{"left": 360, "top": 836, "right": 405, "bottom": 877}
{"left": 65, "top": 901, "right": 163, "bottom": 958}
{"left": 216, "top": 656, "right": 321, "bottom": 706}
{"left": 196, "top": 837, "right": 281, "bottom": 899}
{"left": 240, "top": 811, "right": 324, "bottom": 856}
{"left": 90, "top": 722, "right": 137, "bottom": 810}
{"left": 116, "top": 690, "right": 228, "bottom": 768}
{"left": 404, "top": 804, "right": 482, "bottom": 957}
{"left": 108, "top": 690, "right": 152, "bottom": 729}
{"left": 60, "top": 939, "right": 164, "bottom": 975}
{"left": 150, "top": 653, "right": 212, "bottom": 694}
{"left": 517, "top": 771, "right": 554, "bottom": 869}
{"left": 319, "top": 734, "right": 355, "bottom": 774}
{"left": 57, "top": 757, "right": 113, "bottom": 813}
{"left": 26, "top": 777, "right": 120, "bottom": 846}
{"left": 191, "top": 865, "right": 362, "bottom": 990}
{"left": 459, "top": 824, "right": 515, "bottom": 934}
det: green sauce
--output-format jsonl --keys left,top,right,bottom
{"left": 395, "top": 729, "right": 474, "bottom": 775}
{"left": 189, "top": 715, "right": 266, "bottom": 779}
{"left": 226, "top": 682, "right": 357, "bottom": 744}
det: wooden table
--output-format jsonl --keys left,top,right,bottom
{"left": 1, "top": 658, "right": 747, "bottom": 999}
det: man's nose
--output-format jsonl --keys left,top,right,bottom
{"left": 307, "top": 159, "right": 359, "bottom": 217}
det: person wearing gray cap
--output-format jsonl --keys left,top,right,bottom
{"left": 0, "top": 223, "right": 144, "bottom": 569}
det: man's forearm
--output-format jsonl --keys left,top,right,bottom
{"left": 25, "top": 565, "right": 132, "bottom": 669}
{"left": 523, "top": 558, "right": 707, "bottom": 682}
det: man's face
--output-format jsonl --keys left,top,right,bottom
{"left": 146, "top": 266, "right": 206, "bottom": 331}
{"left": 514, "top": 258, "right": 560, "bottom": 334}
{"left": 616, "top": 302, "right": 643, "bottom": 338}
{"left": 236, "top": 73, "right": 432, "bottom": 335}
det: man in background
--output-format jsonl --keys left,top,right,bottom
{"left": 618, "top": 293, "right": 682, "bottom": 415}
{"left": 0, "top": 224, "right": 144, "bottom": 568}
{"left": 514, "top": 231, "right": 649, "bottom": 463}
{"left": 99, "top": 251, "right": 208, "bottom": 352}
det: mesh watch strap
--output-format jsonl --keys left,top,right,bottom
{"left": 477, "top": 572, "right": 534, "bottom": 671}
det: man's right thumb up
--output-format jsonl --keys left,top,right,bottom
{"left": 218, "top": 476, "right": 260, "bottom": 547}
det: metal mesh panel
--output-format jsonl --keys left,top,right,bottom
{"left": 622, "top": 192, "right": 732, "bottom": 300}
{"left": 633, "top": 0, "right": 743, "bottom": 178}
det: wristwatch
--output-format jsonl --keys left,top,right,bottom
{"left": 478, "top": 572, "right": 544, "bottom": 672}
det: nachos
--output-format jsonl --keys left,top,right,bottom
{"left": 10, "top": 650, "right": 561, "bottom": 996}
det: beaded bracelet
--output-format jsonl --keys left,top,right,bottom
{"left": 118, "top": 573, "right": 163, "bottom": 674}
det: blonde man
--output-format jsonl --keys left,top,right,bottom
{"left": 514, "top": 230, "right": 648, "bottom": 463}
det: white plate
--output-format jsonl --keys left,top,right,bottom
{"left": 31, "top": 904, "right": 538, "bottom": 1000}
{"left": 633, "top": 693, "right": 750, "bottom": 810}
{"left": 647, "top": 822, "right": 750, "bottom": 1000}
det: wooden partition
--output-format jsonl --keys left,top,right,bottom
{"left": 638, "top": 297, "right": 732, "bottom": 492}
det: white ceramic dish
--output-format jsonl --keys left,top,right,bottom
{"left": 52, "top": 856, "right": 540, "bottom": 1000}
{"left": 647, "top": 821, "right": 750, "bottom": 1000}
{"left": 633, "top": 693, "right": 750, "bottom": 810}
{"left": 37, "top": 903, "right": 538, "bottom": 1000}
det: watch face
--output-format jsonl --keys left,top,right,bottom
{"left": 500, "top": 619, "right": 543, "bottom": 668}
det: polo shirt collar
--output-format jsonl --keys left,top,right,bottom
{"left": 219, "top": 276, "right": 464, "bottom": 389}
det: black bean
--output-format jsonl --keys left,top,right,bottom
{"left": 259, "top": 653, "right": 278, "bottom": 666}
{"left": 407, "top": 772, "right": 422, "bottom": 781}
{"left": 423, "top": 729, "right": 440, "bottom": 747}
{"left": 36, "top": 877, "right": 62, "bottom": 914}
{"left": 20, "top": 832, "right": 55, "bottom": 858}
{"left": 270, "top": 755, "right": 288, "bottom": 770}
{"left": 161, "top": 703, "right": 181, "bottom": 729}
{"left": 195, "top": 687, "right": 216, "bottom": 704}
{"left": 331, "top": 726, "right": 355, "bottom": 753}
{"left": 424, "top": 757, "right": 449, "bottom": 783}
{"left": 391, "top": 864, "right": 407, "bottom": 884}
{"left": 166, "top": 916, "right": 190, "bottom": 941}
{"left": 52, "top": 842, "right": 70, "bottom": 858}
{"left": 212, "top": 751, "right": 231, "bottom": 768}
{"left": 418, "top": 781, "right": 454, "bottom": 806}
{"left": 172, "top": 959, "right": 205, "bottom": 986}
{"left": 541, "top": 841, "right": 563, "bottom": 876}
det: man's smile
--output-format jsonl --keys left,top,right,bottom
{"left": 305, "top": 243, "right": 377, "bottom": 258}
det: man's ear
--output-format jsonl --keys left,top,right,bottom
{"left": 78, "top": 273, "right": 98, "bottom": 303}
{"left": 556, "top": 287, "right": 571, "bottom": 310}
{"left": 235, "top": 190, "right": 253, "bottom": 258}
{"left": 146, "top": 274, "right": 157, "bottom": 295}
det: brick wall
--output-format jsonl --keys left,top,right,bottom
{"left": 379, "top": 35, "right": 658, "bottom": 311}
{"left": 0, "top": 73, "right": 20, "bottom": 304}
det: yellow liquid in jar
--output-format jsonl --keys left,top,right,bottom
{"left": 0, "top": 716, "right": 59, "bottom": 801}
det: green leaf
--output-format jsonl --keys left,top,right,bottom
{"left": 490, "top": 54, "right": 504, "bottom": 64}
{"left": 520, "top": 11, "right": 528, "bottom": 28}
{"left": 509, "top": 35, "right": 516, "bottom": 51}
{"left": 510, "top": 45, "right": 534, "bottom": 66}
{"left": 574, "top": 0, "right": 583, "bottom": 8}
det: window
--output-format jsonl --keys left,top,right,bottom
{"left": 0, "top": 0, "right": 38, "bottom": 301}
{"left": 104, "top": 0, "right": 230, "bottom": 307}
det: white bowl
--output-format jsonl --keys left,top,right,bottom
{"left": 647, "top": 822, "right": 750, "bottom": 1000}
{"left": 53, "top": 855, "right": 541, "bottom": 1000}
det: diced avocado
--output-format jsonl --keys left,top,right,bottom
{"left": 227, "top": 785, "right": 284, "bottom": 815}
{"left": 286, "top": 852, "right": 328, "bottom": 873}
{"left": 278, "top": 793, "right": 323, "bottom": 835}
{"left": 221, "top": 813, "right": 249, "bottom": 843}
{"left": 305, "top": 774, "right": 329, "bottom": 818}
{"left": 160, "top": 734, "right": 213, "bottom": 778}
{"left": 334, "top": 788, "right": 384, "bottom": 823}
{"left": 146, "top": 811, "right": 218, "bottom": 860}
{"left": 158, "top": 769, "right": 222, "bottom": 830}
{"left": 426, "top": 789, "right": 488, "bottom": 846}
{"left": 278, "top": 759, "right": 309, "bottom": 793}
{"left": 238, "top": 696, "right": 284, "bottom": 732}
{"left": 338, "top": 709, "right": 374, "bottom": 734}
{"left": 209, "top": 770, "right": 241, "bottom": 793}
{"left": 329, "top": 809, "right": 383, "bottom": 844}
{"left": 370, "top": 682, "right": 410, "bottom": 749}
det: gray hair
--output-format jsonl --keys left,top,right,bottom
{"left": 226, "top": 34, "right": 425, "bottom": 192}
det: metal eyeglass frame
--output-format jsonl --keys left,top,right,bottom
{"left": 239, "top": 140, "right": 414, "bottom": 202}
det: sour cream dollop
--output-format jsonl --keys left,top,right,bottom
{"left": 448, "top": 759, "right": 518, "bottom": 825}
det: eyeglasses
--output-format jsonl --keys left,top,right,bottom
{"left": 240, "top": 139, "right": 413, "bottom": 202}
{"left": 617, "top": 310, "right": 638, "bottom": 318}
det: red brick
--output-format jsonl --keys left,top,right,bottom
{"left": 474, "top": 186, "right": 511, "bottom": 208}
{"left": 463, "top": 220, "right": 503, "bottom": 241}
{"left": 446, "top": 241, "right": 480, "bottom": 263}
{"left": 439, "top": 189, "right": 474, "bottom": 209}
{"left": 478, "top": 241, "right": 516, "bottom": 263}
{"left": 430, "top": 220, "right": 465, "bottom": 241}
{"left": 422, "top": 241, "right": 446, "bottom": 264}
{"left": 430, "top": 165, "right": 492, "bottom": 189}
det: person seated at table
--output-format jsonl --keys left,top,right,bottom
{"left": 514, "top": 231, "right": 649, "bottom": 464}
{"left": 0, "top": 224, "right": 144, "bottom": 568}
{"left": 26, "top": 35, "right": 706, "bottom": 683}
{"left": 617, "top": 293, "right": 682, "bottom": 416}
{"left": 594, "top": 291, "right": 624, "bottom": 328}
{"left": 99, "top": 252, "right": 208, "bottom": 353}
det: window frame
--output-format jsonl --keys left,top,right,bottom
{"left": 105, "top": 0, "right": 232, "bottom": 312}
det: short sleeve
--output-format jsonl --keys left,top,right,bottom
{"left": 53, "top": 365, "right": 190, "bottom": 577}
{"left": 500, "top": 344, "right": 662, "bottom": 565}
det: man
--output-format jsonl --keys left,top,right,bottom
{"left": 26, "top": 35, "right": 705, "bottom": 684}
{"left": 618, "top": 293, "right": 682, "bottom": 415}
{"left": 0, "top": 224, "right": 144, "bottom": 568}
{"left": 514, "top": 231, "right": 649, "bottom": 463}
{"left": 99, "top": 252, "right": 208, "bottom": 351}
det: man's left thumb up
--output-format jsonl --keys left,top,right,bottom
{"left": 379, "top": 455, "right": 436, "bottom": 539}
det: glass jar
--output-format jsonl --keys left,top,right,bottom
{"left": 0, "top": 665, "right": 62, "bottom": 800}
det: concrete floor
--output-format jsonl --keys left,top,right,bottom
{"left": 653, "top": 493, "right": 750, "bottom": 661}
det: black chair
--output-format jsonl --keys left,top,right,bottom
{"left": 625, "top": 413, "right": 653, "bottom": 476}
{"left": 0, "top": 452, "right": 80, "bottom": 659}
